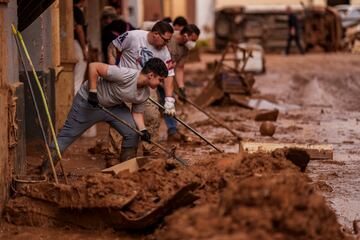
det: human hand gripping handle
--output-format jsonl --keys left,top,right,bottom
{"left": 88, "top": 89, "right": 99, "bottom": 107}
{"left": 140, "top": 129, "right": 151, "bottom": 143}
{"left": 164, "top": 97, "right": 176, "bottom": 116}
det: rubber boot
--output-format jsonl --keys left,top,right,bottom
{"left": 105, "top": 153, "right": 120, "bottom": 168}
{"left": 119, "top": 147, "right": 137, "bottom": 163}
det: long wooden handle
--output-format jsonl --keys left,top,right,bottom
{"left": 149, "top": 97, "right": 223, "bottom": 153}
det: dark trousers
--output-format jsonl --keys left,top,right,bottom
{"left": 285, "top": 34, "right": 304, "bottom": 54}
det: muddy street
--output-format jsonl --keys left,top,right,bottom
{"left": 1, "top": 53, "right": 360, "bottom": 239}
{"left": 183, "top": 53, "right": 360, "bottom": 229}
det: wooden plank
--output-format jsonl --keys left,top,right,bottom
{"left": 229, "top": 94, "right": 253, "bottom": 109}
{"left": 102, "top": 157, "right": 150, "bottom": 175}
{"left": 194, "top": 80, "right": 224, "bottom": 108}
{"left": 242, "top": 141, "right": 333, "bottom": 160}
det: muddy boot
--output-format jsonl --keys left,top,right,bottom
{"left": 105, "top": 154, "right": 120, "bottom": 168}
{"left": 119, "top": 147, "right": 137, "bottom": 163}
{"left": 40, "top": 149, "right": 59, "bottom": 175}
{"left": 167, "top": 130, "right": 188, "bottom": 143}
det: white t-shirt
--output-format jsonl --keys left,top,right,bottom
{"left": 112, "top": 30, "right": 175, "bottom": 76}
{"left": 78, "top": 66, "right": 149, "bottom": 112}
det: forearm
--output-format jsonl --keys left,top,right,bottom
{"left": 75, "top": 26, "right": 87, "bottom": 51}
{"left": 107, "top": 43, "right": 117, "bottom": 65}
{"left": 163, "top": 76, "right": 174, "bottom": 97}
{"left": 175, "top": 65, "right": 185, "bottom": 88}
{"left": 88, "top": 62, "right": 109, "bottom": 90}
{"left": 132, "top": 112, "right": 146, "bottom": 131}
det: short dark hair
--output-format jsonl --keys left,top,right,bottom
{"left": 151, "top": 21, "right": 174, "bottom": 35}
{"left": 173, "top": 16, "right": 188, "bottom": 27}
{"left": 162, "top": 17, "right": 172, "bottom": 23}
{"left": 141, "top": 58, "right": 168, "bottom": 78}
{"left": 180, "top": 24, "right": 201, "bottom": 36}
{"left": 73, "top": 0, "right": 81, "bottom": 4}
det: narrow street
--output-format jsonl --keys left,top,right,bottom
{"left": 1, "top": 52, "right": 359, "bottom": 239}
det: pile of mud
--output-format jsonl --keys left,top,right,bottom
{"left": 4, "top": 152, "right": 350, "bottom": 239}
{"left": 153, "top": 153, "right": 350, "bottom": 240}
{"left": 5, "top": 160, "right": 199, "bottom": 229}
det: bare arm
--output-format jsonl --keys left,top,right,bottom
{"left": 88, "top": 62, "right": 109, "bottom": 91}
{"left": 74, "top": 25, "right": 87, "bottom": 60}
{"left": 163, "top": 76, "right": 174, "bottom": 97}
{"left": 132, "top": 112, "right": 146, "bottom": 131}
{"left": 107, "top": 42, "right": 118, "bottom": 65}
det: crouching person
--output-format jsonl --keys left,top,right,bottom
{"left": 40, "top": 58, "right": 168, "bottom": 174}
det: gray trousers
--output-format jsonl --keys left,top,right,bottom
{"left": 51, "top": 94, "right": 139, "bottom": 154}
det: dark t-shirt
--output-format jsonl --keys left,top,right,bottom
{"left": 74, "top": 6, "right": 86, "bottom": 41}
{"left": 288, "top": 13, "right": 299, "bottom": 31}
{"left": 101, "top": 19, "right": 135, "bottom": 62}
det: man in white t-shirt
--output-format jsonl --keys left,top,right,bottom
{"left": 107, "top": 21, "right": 176, "bottom": 115}
{"left": 40, "top": 58, "right": 168, "bottom": 173}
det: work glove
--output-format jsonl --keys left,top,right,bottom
{"left": 164, "top": 97, "right": 176, "bottom": 116}
{"left": 88, "top": 91, "right": 99, "bottom": 107}
{"left": 140, "top": 129, "right": 151, "bottom": 143}
{"left": 178, "top": 87, "right": 187, "bottom": 101}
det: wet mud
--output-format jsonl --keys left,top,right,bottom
{"left": 2, "top": 53, "right": 360, "bottom": 239}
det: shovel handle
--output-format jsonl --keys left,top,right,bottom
{"left": 100, "top": 106, "right": 187, "bottom": 166}
{"left": 176, "top": 91, "right": 241, "bottom": 140}
{"left": 148, "top": 97, "right": 223, "bottom": 153}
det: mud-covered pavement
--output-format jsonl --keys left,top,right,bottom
{"left": 182, "top": 53, "right": 360, "bottom": 230}
{"left": 1, "top": 53, "right": 360, "bottom": 239}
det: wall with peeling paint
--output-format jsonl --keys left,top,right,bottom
{"left": 0, "top": 0, "right": 18, "bottom": 215}
{"left": 21, "top": 8, "right": 53, "bottom": 72}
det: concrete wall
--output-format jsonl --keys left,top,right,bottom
{"left": 196, "top": 0, "right": 215, "bottom": 41}
{"left": 128, "top": 0, "right": 143, "bottom": 27}
{"left": 86, "top": 1, "right": 102, "bottom": 61}
{"left": 0, "top": 0, "right": 18, "bottom": 215}
{"left": 21, "top": 8, "right": 53, "bottom": 72}
{"left": 4, "top": 0, "right": 18, "bottom": 84}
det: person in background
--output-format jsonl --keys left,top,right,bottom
{"left": 107, "top": 0, "right": 122, "bottom": 16}
{"left": 158, "top": 24, "right": 200, "bottom": 141}
{"left": 73, "top": 0, "right": 88, "bottom": 94}
{"left": 173, "top": 16, "right": 188, "bottom": 31}
{"left": 101, "top": 6, "right": 135, "bottom": 63}
{"left": 285, "top": 6, "right": 305, "bottom": 55}
{"left": 162, "top": 17, "right": 172, "bottom": 24}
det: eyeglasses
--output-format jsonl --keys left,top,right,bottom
{"left": 159, "top": 34, "right": 171, "bottom": 43}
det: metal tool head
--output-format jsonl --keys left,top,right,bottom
{"left": 169, "top": 147, "right": 188, "bottom": 166}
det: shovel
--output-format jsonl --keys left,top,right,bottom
{"left": 99, "top": 106, "right": 188, "bottom": 166}
{"left": 148, "top": 97, "right": 223, "bottom": 153}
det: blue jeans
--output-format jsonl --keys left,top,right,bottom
{"left": 50, "top": 93, "right": 139, "bottom": 154}
{"left": 157, "top": 85, "right": 177, "bottom": 135}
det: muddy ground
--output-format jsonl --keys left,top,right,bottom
{"left": 1, "top": 53, "right": 360, "bottom": 239}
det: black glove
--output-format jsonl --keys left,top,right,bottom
{"left": 178, "top": 87, "right": 187, "bottom": 101}
{"left": 88, "top": 91, "right": 99, "bottom": 107}
{"left": 140, "top": 129, "right": 151, "bottom": 143}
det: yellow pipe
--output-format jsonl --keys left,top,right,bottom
{"left": 11, "top": 24, "right": 68, "bottom": 184}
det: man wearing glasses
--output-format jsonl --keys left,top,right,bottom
{"left": 105, "top": 21, "right": 175, "bottom": 166}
